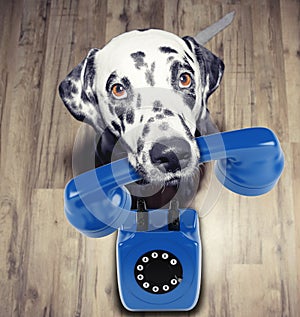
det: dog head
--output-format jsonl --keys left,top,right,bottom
{"left": 59, "top": 29, "right": 224, "bottom": 188}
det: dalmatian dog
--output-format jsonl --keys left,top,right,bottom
{"left": 59, "top": 13, "right": 234, "bottom": 209}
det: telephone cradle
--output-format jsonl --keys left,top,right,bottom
{"left": 64, "top": 127, "right": 284, "bottom": 311}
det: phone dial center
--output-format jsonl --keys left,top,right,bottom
{"left": 134, "top": 250, "right": 183, "bottom": 294}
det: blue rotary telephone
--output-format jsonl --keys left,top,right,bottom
{"left": 64, "top": 127, "right": 284, "bottom": 311}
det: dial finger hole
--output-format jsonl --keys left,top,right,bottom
{"left": 162, "top": 253, "right": 169, "bottom": 259}
{"left": 171, "top": 278, "right": 178, "bottom": 285}
{"left": 137, "top": 265, "right": 144, "bottom": 271}
{"left": 163, "top": 285, "right": 170, "bottom": 291}
{"left": 170, "top": 259, "right": 177, "bottom": 265}
{"left": 137, "top": 274, "right": 144, "bottom": 281}
{"left": 151, "top": 252, "right": 158, "bottom": 259}
{"left": 143, "top": 282, "right": 150, "bottom": 289}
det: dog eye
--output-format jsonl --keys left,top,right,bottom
{"left": 111, "top": 84, "right": 127, "bottom": 99}
{"left": 179, "top": 73, "right": 192, "bottom": 88}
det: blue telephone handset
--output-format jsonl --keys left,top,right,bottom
{"left": 65, "top": 127, "right": 284, "bottom": 237}
{"left": 64, "top": 127, "right": 284, "bottom": 311}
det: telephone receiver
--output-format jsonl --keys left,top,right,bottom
{"left": 65, "top": 127, "right": 284, "bottom": 238}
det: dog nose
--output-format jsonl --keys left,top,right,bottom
{"left": 149, "top": 138, "right": 191, "bottom": 173}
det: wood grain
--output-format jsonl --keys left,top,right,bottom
{"left": 0, "top": 0, "right": 299, "bottom": 316}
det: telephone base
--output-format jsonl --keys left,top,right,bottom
{"left": 116, "top": 208, "right": 201, "bottom": 311}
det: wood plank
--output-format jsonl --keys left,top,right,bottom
{"left": 0, "top": 1, "right": 53, "bottom": 315}
{"left": 280, "top": 0, "right": 300, "bottom": 143}
{"left": 0, "top": 0, "right": 22, "bottom": 167}
{"left": 106, "top": 0, "right": 165, "bottom": 41}
{"left": 292, "top": 142, "right": 300, "bottom": 314}
{"left": 222, "top": 5, "right": 256, "bottom": 130}
{"left": 251, "top": 0, "right": 289, "bottom": 142}
{"left": 16, "top": 189, "right": 120, "bottom": 317}
{"left": 194, "top": 193, "right": 234, "bottom": 317}
{"left": 34, "top": 0, "right": 107, "bottom": 188}
{"left": 256, "top": 142, "right": 298, "bottom": 317}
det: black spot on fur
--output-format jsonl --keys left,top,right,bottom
{"left": 170, "top": 61, "right": 181, "bottom": 88}
{"left": 81, "top": 91, "right": 89, "bottom": 103}
{"left": 140, "top": 62, "right": 155, "bottom": 87}
{"left": 142, "top": 124, "right": 150, "bottom": 137}
{"left": 70, "top": 102, "right": 78, "bottom": 110}
{"left": 140, "top": 115, "right": 144, "bottom": 123}
{"left": 131, "top": 51, "right": 145, "bottom": 58}
{"left": 185, "top": 51, "right": 194, "bottom": 63}
{"left": 145, "top": 69, "right": 155, "bottom": 86}
{"left": 178, "top": 114, "right": 193, "bottom": 140}
{"left": 71, "top": 84, "right": 78, "bottom": 94}
{"left": 163, "top": 109, "right": 174, "bottom": 116}
{"left": 69, "top": 103, "right": 85, "bottom": 121}
{"left": 59, "top": 79, "right": 72, "bottom": 99}
{"left": 95, "top": 93, "right": 99, "bottom": 104}
{"left": 150, "top": 62, "right": 155, "bottom": 72}
{"left": 137, "top": 137, "right": 145, "bottom": 153}
{"left": 87, "top": 92, "right": 98, "bottom": 105}
{"left": 126, "top": 108, "right": 135, "bottom": 124}
{"left": 76, "top": 113, "right": 86, "bottom": 122}
{"left": 120, "top": 116, "right": 125, "bottom": 132}
{"left": 120, "top": 77, "right": 134, "bottom": 102}
{"left": 182, "top": 37, "right": 193, "bottom": 51}
{"left": 183, "top": 62, "right": 195, "bottom": 75}
{"left": 159, "top": 46, "right": 178, "bottom": 54}
{"left": 106, "top": 72, "right": 117, "bottom": 92}
{"left": 183, "top": 92, "right": 196, "bottom": 110}
{"left": 136, "top": 94, "right": 141, "bottom": 108}
{"left": 131, "top": 51, "right": 146, "bottom": 69}
{"left": 155, "top": 114, "right": 165, "bottom": 120}
{"left": 167, "top": 56, "right": 175, "bottom": 63}
{"left": 111, "top": 121, "right": 122, "bottom": 135}
{"left": 121, "top": 76, "right": 131, "bottom": 90}
{"left": 147, "top": 117, "right": 155, "bottom": 124}
{"left": 153, "top": 100, "right": 162, "bottom": 112}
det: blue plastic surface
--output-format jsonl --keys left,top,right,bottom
{"left": 64, "top": 157, "right": 140, "bottom": 237}
{"left": 196, "top": 127, "right": 285, "bottom": 196}
{"left": 117, "top": 208, "right": 201, "bottom": 311}
{"left": 64, "top": 127, "right": 284, "bottom": 237}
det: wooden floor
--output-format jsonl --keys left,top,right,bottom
{"left": 0, "top": 0, "right": 299, "bottom": 316}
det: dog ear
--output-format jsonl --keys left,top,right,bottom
{"left": 183, "top": 37, "right": 224, "bottom": 135}
{"left": 195, "top": 109, "right": 219, "bottom": 136}
{"left": 183, "top": 36, "right": 224, "bottom": 107}
{"left": 59, "top": 48, "right": 104, "bottom": 132}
